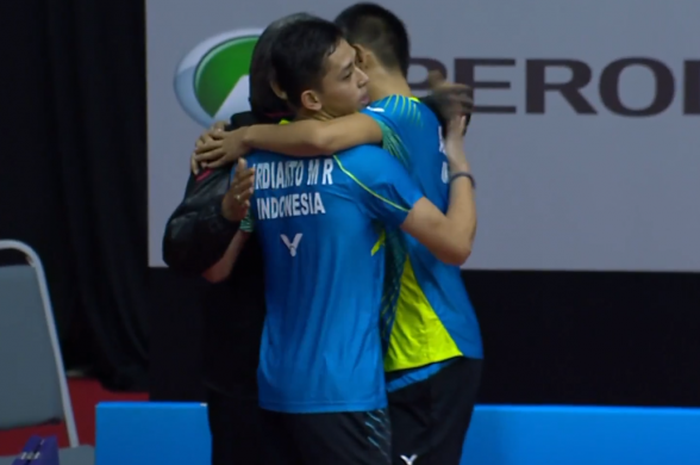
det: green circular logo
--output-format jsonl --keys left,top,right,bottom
{"left": 174, "top": 29, "right": 263, "bottom": 127}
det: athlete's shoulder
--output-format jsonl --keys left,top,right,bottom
{"left": 335, "top": 144, "right": 392, "bottom": 166}
{"left": 337, "top": 143, "right": 385, "bottom": 157}
{"left": 245, "top": 149, "right": 284, "bottom": 166}
{"left": 367, "top": 94, "right": 414, "bottom": 113}
{"left": 363, "top": 94, "right": 426, "bottom": 130}
{"left": 247, "top": 149, "right": 278, "bottom": 160}
{"left": 415, "top": 99, "right": 442, "bottom": 126}
{"left": 334, "top": 144, "right": 404, "bottom": 182}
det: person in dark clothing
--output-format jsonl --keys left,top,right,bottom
{"left": 161, "top": 13, "right": 309, "bottom": 465}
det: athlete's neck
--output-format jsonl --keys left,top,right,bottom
{"left": 365, "top": 67, "right": 412, "bottom": 102}
{"left": 295, "top": 109, "right": 333, "bottom": 122}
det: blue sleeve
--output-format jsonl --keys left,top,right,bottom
{"left": 362, "top": 96, "right": 424, "bottom": 168}
{"left": 361, "top": 104, "right": 398, "bottom": 150}
{"left": 363, "top": 95, "right": 422, "bottom": 129}
{"left": 361, "top": 106, "right": 394, "bottom": 136}
{"left": 334, "top": 146, "right": 423, "bottom": 227}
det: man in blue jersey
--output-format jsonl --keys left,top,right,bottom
{"left": 207, "top": 16, "right": 475, "bottom": 465}
{"left": 197, "top": 5, "right": 482, "bottom": 465}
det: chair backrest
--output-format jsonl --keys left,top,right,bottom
{"left": 0, "top": 240, "right": 79, "bottom": 447}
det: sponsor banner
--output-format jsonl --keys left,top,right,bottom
{"left": 147, "top": 0, "right": 700, "bottom": 270}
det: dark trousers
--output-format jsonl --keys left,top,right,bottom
{"left": 206, "top": 385, "right": 262, "bottom": 465}
{"left": 389, "top": 357, "right": 483, "bottom": 465}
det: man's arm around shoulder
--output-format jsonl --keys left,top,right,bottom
{"left": 242, "top": 112, "right": 383, "bottom": 156}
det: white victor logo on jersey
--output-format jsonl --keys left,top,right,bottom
{"left": 400, "top": 454, "right": 418, "bottom": 465}
{"left": 281, "top": 233, "right": 303, "bottom": 257}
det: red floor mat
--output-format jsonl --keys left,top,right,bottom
{"left": 0, "top": 378, "right": 147, "bottom": 456}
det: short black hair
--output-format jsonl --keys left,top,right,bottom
{"left": 248, "top": 13, "right": 315, "bottom": 119}
{"left": 270, "top": 17, "right": 344, "bottom": 108}
{"left": 335, "top": 3, "right": 410, "bottom": 77}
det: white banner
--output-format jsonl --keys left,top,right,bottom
{"left": 147, "top": 0, "right": 700, "bottom": 271}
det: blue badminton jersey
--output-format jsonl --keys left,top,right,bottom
{"left": 361, "top": 95, "right": 483, "bottom": 378}
{"left": 236, "top": 143, "right": 422, "bottom": 413}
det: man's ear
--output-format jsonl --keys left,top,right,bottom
{"left": 353, "top": 44, "right": 373, "bottom": 71}
{"left": 300, "top": 90, "right": 322, "bottom": 112}
{"left": 270, "top": 80, "right": 287, "bottom": 100}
